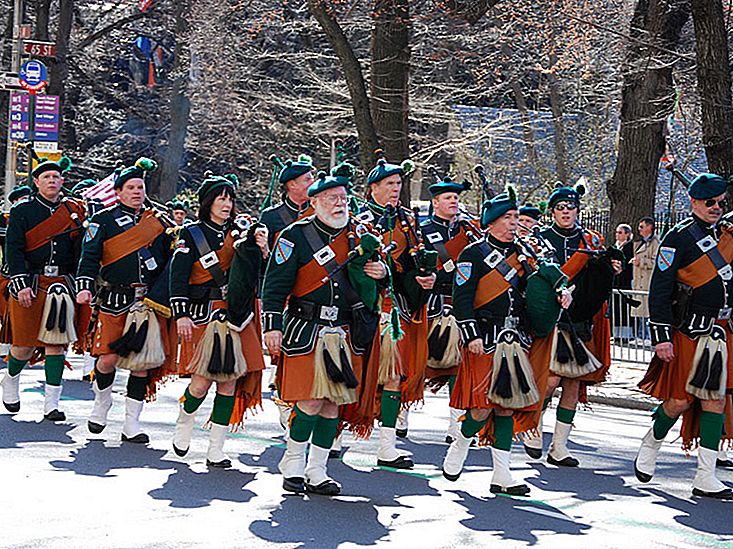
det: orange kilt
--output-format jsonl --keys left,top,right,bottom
{"left": 9, "top": 275, "right": 82, "bottom": 348}
{"left": 639, "top": 326, "right": 733, "bottom": 450}
{"left": 91, "top": 309, "right": 171, "bottom": 358}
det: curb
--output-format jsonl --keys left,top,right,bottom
{"left": 587, "top": 393, "right": 657, "bottom": 411}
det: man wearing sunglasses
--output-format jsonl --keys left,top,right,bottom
{"left": 635, "top": 173, "right": 733, "bottom": 499}
{"left": 522, "top": 182, "right": 621, "bottom": 468}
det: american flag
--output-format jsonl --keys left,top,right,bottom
{"left": 81, "top": 173, "right": 117, "bottom": 206}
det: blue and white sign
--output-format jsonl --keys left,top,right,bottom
{"left": 18, "top": 60, "right": 47, "bottom": 92}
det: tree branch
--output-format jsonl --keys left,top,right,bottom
{"left": 79, "top": 11, "right": 152, "bottom": 49}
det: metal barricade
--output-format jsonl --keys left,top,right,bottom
{"left": 609, "top": 288, "right": 654, "bottom": 364}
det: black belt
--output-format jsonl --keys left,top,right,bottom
{"left": 434, "top": 282, "right": 452, "bottom": 296}
{"left": 189, "top": 286, "right": 224, "bottom": 301}
{"left": 30, "top": 266, "right": 73, "bottom": 276}
{"left": 288, "top": 298, "right": 352, "bottom": 323}
{"left": 688, "top": 303, "right": 732, "bottom": 320}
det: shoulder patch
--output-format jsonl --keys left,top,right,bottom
{"left": 84, "top": 223, "right": 100, "bottom": 242}
{"left": 426, "top": 232, "right": 443, "bottom": 244}
{"left": 657, "top": 246, "right": 675, "bottom": 272}
{"left": 174, "top": 238, "right": 190, "bottom": 254}
{"left": 274, "top": 238, "right": 295, "bottom": 265}
{"left": 455, "top": 261, "right": 472, "bottom": 286}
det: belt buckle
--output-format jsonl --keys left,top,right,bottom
{"left": 199, "top": 251, "right": 219, "bottom": 269}
{"left": 320, "top": 305, "right": 338, "bottom": 322}
{"left": 504, "top": 316, "right": 519, "bottom": 330}
{"left": 43, "top": 265, "right": 59, "bottom": 277}
{"left": 719, "top": 308, "right": 732, "bottom": 320}
{"left": 134, "top": 286, "right": 146, "bottom": 299}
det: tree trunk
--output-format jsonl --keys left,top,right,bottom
{"left": 607, "top": 0, "right": 690, "bottom": 242}
{"left": 691, "top": 0, "right": 733, "bottom": 177}
{"left": 48, "top": 0, "right": 74, "bottom": 150}
{"left": 308, "top": 0, "right": 379, "bottom": 173}
{"left": 371, "top": 0, "right": 411, "bottom": 203}
{"left": 33, "top": 0, "right": 51, "bottom": 41}
{"left": 440, "top": 0, "right": 504, "bottom": 24}
{"left": 158, "top": 0, "right": 191, "bottom": 201}
{"left": 547, "top": 69, "right": 569, "bottom": 183}
{"left": 510, "top": 79, "right": 550, "bottom": 184}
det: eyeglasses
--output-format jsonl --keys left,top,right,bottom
{"left": 704, "top": 198, "right": 728, "bottom": 209}
{"left": 322, "top": 194, "right": 349, "bottom": 205}
{"left": 554, "top": 203, "right": 578, "bottom": 212}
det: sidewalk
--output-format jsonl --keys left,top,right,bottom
{"left": 587, "top": 359, "right": 658, "bottom": 411}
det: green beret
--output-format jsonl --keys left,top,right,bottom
{"left": 7, "top": 185, "right": 32, "bottom": 203}
{"left": 32, "top": 156, "right": 72, "bottom": 179}
{"left": 367, "top": 156, "right": 415, "bottom": 186}
{"left": 481, "top": 185, "right": 518, "bottom": 228}
{"left": 114, "top": 157, "right": 158, "bottom": 189}
{"left": 428, "top": 176, "right": 467, "bottom": 197}
{"left": 168, "top": 199, "right": 189, "bottom": 212}
{"left": 308, "top": 163, "right": 354, "bottom": 197}
{"left": 279, "top": 154, "right": 314, "bottom": 185}
{"left": 548, "top": 182, "right": 585, "bottom": 209}
{"left": 197, "top": 173, "right": 238, "bottom": 203}
{"left": 71, "top": 179, "right": 97, "bottom": 195}
{"left": 519, "top": 202, "right": 545, "bottom": 220}
{"left": 688, "top": 173, "right": 729, "bottom": 199}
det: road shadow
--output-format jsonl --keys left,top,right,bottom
{"left": 0, "top": 414, "right": 75, "bottom": 449}
{"left": 526, "top": 461, "right": 644, "bottom": 502}
{"left": 49, "top": 439, "right": 172, "bottom": 477}
{"left": 248, "top": 442, "right": 442, "bottom": 548}
{"left": 451, "top": 489, "right": 591, "bottom": 544}
{"left": 645, "top": 487, "right": 733, "bottom": 536}
{"left": 148, "top": 465, "right": 257, "bottom": 509}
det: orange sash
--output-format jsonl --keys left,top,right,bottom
{"left": 101, "top": 210, "right": 165, "bottom": 267}
{"left": 291, "top": 229, "right": 350, "bottom": 297}
{"left": 189, "top": 232, "right": 236, "bottom": 285}
{"left": 560, "top": 230, "right": 603, "bottom": 282}
{"left": 473, "top": 252, "right": 524, "bottom": 309}
{"left": 273, "top": 205, "right": 314, "bottom": 244}
{"left": 677, "top": 230, "right": 733, "bottom": 289}
{"left": 25, "top": 200, "right": 83, "bottom": 252}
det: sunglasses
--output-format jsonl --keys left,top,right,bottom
{"left": 704, "top": 198, "right": 728, "bottom": 209}
{"left": 554, "top": 203, "right": 578, "bottom": 212}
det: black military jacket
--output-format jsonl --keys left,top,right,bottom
{"left": 259, "top": 195, "right": 311, "bottom": 249}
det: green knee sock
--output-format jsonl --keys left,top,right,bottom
{"left": 556, "top": 406, "right": 576, "bottom": 425}
{"left": 7, "top": 355, "right": 27, "bottom": 377}
{"left": 211, "top": 393, "right": 235, "bottom": 426}
{"left": 542, "top": 397, "right": 552, "bottom": 411}
{"left": 182, "top": 387, "right": 206, "bottom": 414}
{"left": 44, "top": 354, "right": 64, "bottom": 387}
{"left": 460, "top": 410, "right": 488, "bottom": 438}
{"left": 652, "top": 405, "right": 678, "bottom": 440}
{"left": 311, "top": 416, "right": 340, "bottom": 449}
{"left": 493, "top": 415, "right": 514, "bottom": 452}
{"left": 289, "top": 405, "right": 319, "bottom": 443}
{"left": 447, "top": 375, "right": 457, "bottom": 396}
{"left": 381, "top": 390, "right": 401, "bottom": 428}
{"left": 699, "top": 411, "right": 725, "bottom": 451}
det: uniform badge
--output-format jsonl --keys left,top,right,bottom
{"left": 355, "top": 223, "right": 369, "bottom": 237}
{"left": 314, "top": 245, "right": 336, "bottom": 266}
{"left": 84, "top": 223, "right": 99, "bottom": 242}
{"left": 116, "top": 215, "right": 132, "bottom": 226}
{"left": 426, "top": 232, "right": 443, "bottom": 243}
{"left": 275, "top": 238, "right": 294, "bottom": 264}
{"left": 455, "top": 262, "right": 472, "bottom": 286}
{"left": 591, "top": 234, "right": 601, "bottom": 248}
{"left": 657, "top": 246, "right": 676, "bottom": 271}
{"left": 356, "top": 210, "right": 374, "bottom": 224}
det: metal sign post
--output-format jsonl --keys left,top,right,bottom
{"left": 18, "top": 59, "right": 48, "bottom": 185}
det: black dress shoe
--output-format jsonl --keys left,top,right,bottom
{"left": 283, "top": 477, "right": 305, "bottom": 494}
{"left": 3, "top": 401, "right": 20, "bottom": 413}
{"left": 122, "top": 433, "right": 150, "bottom": 444}
{"left": 445, "top": 435, "right": 454, "bottom": 444}
{"left": 490, "top": 483, "right": 531, "bottom": 497}
{"left": 692, "top": 487, "right": 733, "bottom": 500}
{"left": 305, "top": 479, "right": 341, "bottom": 496}
{"left": 44, "top": 409, "right": 66, "bottom": 422}
{"left": 82, "top": 374, "right": 92, "bottom": 382}
{"left": 634, "top": 459, "right": 653, "bottom": 483}
{"left": 328, "top": 449, "right": 342, "bottom": 460}
{"left": 88, "top": 421, "right": 106, "bottom": 434}
{"left": 524, "top": 445, "right": 542, "bottom": 459}
{"left": 173, "top": 443, "right": 189, "bottom": 457}
{"left": 207, "top": 458, "right": 231, "bottom": 469}
{"left": 717, "top": 458, "right": 733, "bottom": 469}
{"left": 442, "top": 468, "right": 461, "bottom": 482}
{"left": 547, "top": 454, "right": 579, "bottom": 467}
{"left": 396, "top": 428, "right": 408, "bottom": 439}
{"left": 377, "top": 455, "right": 414, "bottom": 469}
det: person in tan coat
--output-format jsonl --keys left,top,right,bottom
{"left": 631, "top": 217, "right": 660, "bottom": 339}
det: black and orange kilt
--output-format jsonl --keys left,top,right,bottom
{"left": 639, "top": 325, "right": 733, "bottom": 450}
{"left": 91, "top": 307, "right": 171, "bottom": 358}
{"left": 9, "top": 275, "right": 81, "bottom": 348}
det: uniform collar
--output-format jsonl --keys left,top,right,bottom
{"left": 35, "top": 193, "right": 60, "bottom": 208}
{"left": 550, "top": 223, "right": 579, "bottom": 238}
{"left": 203, "top": 219, "right": 226, "bottom": 233}
{"left": 431, "top": 215, "right": 452, "bottom": 227}
{"left": 119, "top": 202, "right": 144, "bottom": 215}
{"left": 314, "top": 217, "right": 344, "bottom": 237}
{"left": 284, "top": 195, "right": 308, "bottom": 213}
{"left": 487, "top": 234, "right": 513, "bottom": 249}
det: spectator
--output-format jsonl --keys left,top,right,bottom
{"left": 631, "top": 216, "right": 660, "bottom": 342}
{"left": 612, "top": 224, "right": 635, "bottom": 342}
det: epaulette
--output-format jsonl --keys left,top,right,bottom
{"left": 673, "top": 217, "right": 694, "bottom": 232}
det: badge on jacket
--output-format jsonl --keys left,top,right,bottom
{"left": 455, "top": 262, "right": 472, "bottom": 286}
{"left": 657, "top": 246, "right": 675, "bottom": 271}
{"left": 275, "top": 238, "right": 294, "bottom": 264}
{"left": 85, "top": 223, "right": 99, "bottom": 242}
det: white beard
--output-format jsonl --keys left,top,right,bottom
{"left": 316, "top": 205, "right": 349, "bottom": 229}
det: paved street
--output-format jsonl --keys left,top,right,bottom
{"left": 1, "top": 358, "right": 731, "bottom": 549}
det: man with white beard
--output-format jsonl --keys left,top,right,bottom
{"left": 262, "top": 164, "right": 386, "bottom": 495}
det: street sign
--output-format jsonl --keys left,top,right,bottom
{"left": 18, "top": 25, "right": 31, "bottom": 39}
{"left": 9, "top": 92, "right": 59, "bottom": 142}
{"left": 23, "top": 40, "right": 56, "bottom": 58}
{"left": 34, "top": 141, "right": 58, "bottom": 153}
{"left": 18, "top": 60, "right": 47, "bottom": 93}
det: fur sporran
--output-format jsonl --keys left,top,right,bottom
{"left": 426, "top": 313, "right": 462, "bottom": 370}
{"left": 38, "top": 283, "right": 77, "bottom": 345}
{"left": 311, "top": 326, "right": 357, "bottom": 405}
{"left": 378, "top": 311, "right": 402, "bottom": 385}
{"left": 111, "top": 303, "right": 166, "bottom": 371}
{"left": 549, "top": 328, "right": 602, "bottom": 378}
{"left": 686, "top": 325, "right": 728, "bottom": 401}
{"left": 487, "top": 329, "right": 540, "bottom": 409}
{"left": 187, "top": 318, "right": 247, "bottom": 382}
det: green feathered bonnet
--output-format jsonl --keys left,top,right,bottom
{"left": 518, "top": 201, "right": 546, "bottom": 220}
{"left": 71, "top": 178, "right": 97, "bottom": 195}
{"left": 481, "top": 184, "right": 519, "bottom": 228}
{"left": 32, "top": 156, "right": 72, "bottom": 179}
{"left": 367, "top": 150, "right": 415, "bottom": 186}
{"left": 688, "top": 173, "right": 729, "bottom": 199}
{"left": 7, "top": 185, "right": 32, "bottom": 203}
{"left": 197, "top": 172, "right": 238, "bottom": 203}
{"left": 114, "top": 157, "right": 158, "bottom": 189}
{"left": 428, "top": 176, "right": 469, "bottom": 197}
{"left": 278, "top": 154, "right": 314, "bottom": 185}
{"left": 548, "top": 181, "right": 585, "bottom": 209}
{"left": 308, "top": 162, "right": 355, "bottom": 198}
{"left": 167, "top": 199, "right": 190, "bottom": 212}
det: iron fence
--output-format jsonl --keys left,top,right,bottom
{"left": 608, "top": 288, "right": 653, "bottom": 364}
